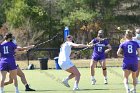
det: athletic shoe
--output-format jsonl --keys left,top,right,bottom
{"left": 25, "top": 87, "right": 36, "bottom": 91}
{"left": 130, "top": 88, "right": 136, "bottom": 93}
{"left": 73, "top": 87, "right": 79, "bottom": 91}
{"left": 104, "top": 79, "right": 108, "bottom": 84}
{"left": 91, "top": 79, "right": 96, "bottom": 85}
{"left": 62, "top": 79, "right": 70, "bottom": 87}
{"left": 25, "top": 84, "right": 36, "bottom": 91}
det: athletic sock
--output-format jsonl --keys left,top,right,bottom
{"left": 0, "top": 87, "right": 4, "bottom": 93}
{"left": 104, "top": 76, "right": 107, "bottom": 80}
{"left": 15, "top": 87, "right": 19, "bottom": 92}
{"left": 65, "top": 77, "right": 69, "bottom": 81}
{"left": 74, "top": 81, "right": 78, "bottom": 88}
{"left": 124, "top": 83, "right": 129, "bottom": 91}
{"left": 91, "top": 76, "right": 95, "bottom": 80}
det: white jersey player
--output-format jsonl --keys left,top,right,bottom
{"left": 58, "top": 35, "right": 90, "bottom": 90}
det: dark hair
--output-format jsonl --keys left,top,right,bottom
{"left": 4, "top": 33, "right": 13, "bottom": 40}
{"left": 66, "top": 35, "right": 72, "bottom": 39}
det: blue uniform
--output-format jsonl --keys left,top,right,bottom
{"left": 92, "top": 38, "right": 109, "bottom": 61}
{"left": 0, "top": 41, "right": 17, "bottom": 71}
{"left": 119, "top": 40, "right": 139, "bottom": 72}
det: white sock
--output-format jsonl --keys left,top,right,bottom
{"left": 124, "top": 83, "right": 129, "bottom": 91}
{"left": 15, "top": 87, "right": 19, "bottom": 92}
{"left": 0, "top": 87, "right": 4, "bottom": 93}
{"left": 91, "top": 76, "right": 95, "bottom": 80}
{"left": 74, "top": 81, "right": 78, "bottom": 88}
{"left": 136, "top": 78, "right": 138, "bottom": 82}
{"left": 104, "top": 76, "right": 107, "bottom": 80}
{"left": 65, "top": 77, "right": 69, "bottom": 81}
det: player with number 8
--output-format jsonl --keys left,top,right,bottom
{"left": 117, "top": 30, "right": 140, "bottom": 93}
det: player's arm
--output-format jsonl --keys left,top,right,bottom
{"left": 15, "top": 45, "right": 35, "bottom": 53}
{"left": 71, "top": 43, "right": 90, "bottom": 48}
{"left": 117, "top": 48, "right": 123, "bottom": 57}
{"left": 137, "top": 48, "right": 140, "bottom": 59}
{"left": 105, "top": 44, "right": 112, "bottom": 53}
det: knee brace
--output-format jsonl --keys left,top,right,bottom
{"left": 103, "top": 68, "right": 107, "bottom": 70}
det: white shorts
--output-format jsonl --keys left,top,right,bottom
{"left": 58, "top": 60, "right": 74, "bottom": 70}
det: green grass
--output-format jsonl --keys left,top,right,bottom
{"left": 4, "top": 67, "right": 140, "bottom": 93}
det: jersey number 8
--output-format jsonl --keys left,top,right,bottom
{"left": 128, "top": 45, "right": 133, "bottom": 53}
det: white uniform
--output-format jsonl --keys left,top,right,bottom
{"left": 58, "top": 41, "right": 74, "bottom": 70}
{"left": 133, "top": 37, "right": 140, "bottom": 60}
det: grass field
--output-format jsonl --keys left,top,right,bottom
{"left": 4, "top": 67, "right": 140, "bottom": 93}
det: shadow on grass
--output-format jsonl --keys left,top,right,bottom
{"left": 25, "top": 88, "right": 115, "bottom": 92}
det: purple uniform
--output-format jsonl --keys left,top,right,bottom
{"left": 119, "top": 40, "right": 139, "bottom": 72}
{"left": 0, "top": 41, "right": 17, "bottom": 71}
{"left": 92, "top": 38, "right": 109, "bottom": 61}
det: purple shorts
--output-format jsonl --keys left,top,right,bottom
{"left": 122, "top": 63, "right": 138, "bottom": 72}
{"left": 0, "top": 58, "right": 17, "bottom": 71}
{"left": 92, "top": 54, "right": 105, "bottom": 61}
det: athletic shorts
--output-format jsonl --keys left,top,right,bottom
{"left": 58, "top": 60, "right": 74, "bottom": 70}
{"left": 92, "top": 54, "right": 105, "bottom": 61}
{"left": 122, "top": 63, "right": 138, "bottom": 72}
{"left": 0, "top": 58, "right": 17, "bottom": 71}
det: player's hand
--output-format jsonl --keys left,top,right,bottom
{"left": 87, "top": 44, "right": 92, "bottom": 48}
{"left": 27, "top": 45, "right": 35, "bottom": 49}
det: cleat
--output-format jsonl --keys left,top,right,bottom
{"left": 25, "top": 84, "right": 35, "bottom": 91}
{"left": 104, "top": 79, "right": 108, "bottom": 84}
{"left": 91, "top": 79, "right": 96, "bottom": 85}
{"left": 73, "top": 87, "right": 79, "bottom": 91}
{"left": 25, "top": 88, "right": 36, "bottom": 91}
{"left": 62, "top": 79, "right": 70, "bottom": 87}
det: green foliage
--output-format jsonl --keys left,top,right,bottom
{"left": 5, "top": 0, "right": 29, "bottom": 27}
{"left": 62, "top": 8, "right": 98, "bottom": 26}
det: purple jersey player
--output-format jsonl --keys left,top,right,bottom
{"left": 0, "top": 33, "right": 19, "bottom": 93}
{"left": 117, "top": 30, "right": 140, "bottom": 93}
{"left": 89, "top": 30, "right": 112, "bottom": 85}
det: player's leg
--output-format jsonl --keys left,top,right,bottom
{"left": 123, "top": 70, "right": 131, "bottom": 93}
{"left": 17, "top": 66, "right": 35, "bottom": 91}
{"left": 99, "top": 59, "right": 108, "bottom": 84}
{"left": 9, "top": 69, "right": 19, "bottom": 93}
{"left": 90, "top": 60, "right": 97, "bottom": 85}
{"left": 4, "top": 72, "right": 13, "bottom": 85}
{"left": 0, "top": 71, "right": 7, "bottom": 93}
{"left": 66, "top": 66, "right": 80, "bottom": 90}
{"left": 130, "top": 71, "right": 137, "bottom": 93}
{"left": 136, "top": 61, "right": 140, "bottom": 84}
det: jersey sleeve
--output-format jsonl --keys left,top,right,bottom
{"left": 119, "top": 43, "right": 123, "bottom": 49}
{"left": 13, "top": 43, "right": 17, "bottom": 49}
{"left": 92, "top": 38, "right": 96, "bottom": 44}
{"left": 104, "top": 39, "right": 109, "bottom": 46}
{"left": 136, "top": 42, "right": 140, "bottom": 48}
